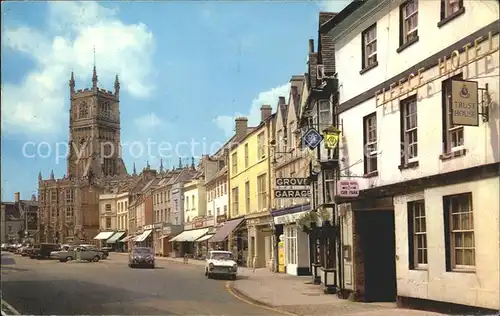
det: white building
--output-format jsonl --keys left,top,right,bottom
{"left": 330, "top": 0, "right": 499, "bottom": 311}
{"left": 116, "top": 192, "right": 129, "bottom": 232}
{"left": 206, "top": 166, "right": 228, "bottom": 222}
{"left": 183, "top": 176, "right": 207, "bottom": 223}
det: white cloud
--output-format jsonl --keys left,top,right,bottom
{"left": 134, "top": 112, "right": 163, "bottom": 130}
{"left": 318, "top": 0, "right": 352, "bottom": 13}
{"left": 1, "top": 1, "right": 156, "bottom": 137}
{"left": 213, "top": 83, "right": 291, "bottom": 137}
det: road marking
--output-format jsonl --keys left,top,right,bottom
{"left": 1, "top": 300, "right": 21, "bottom": 316}
{"left": 224, "top": 281, "right": 297, "bottom": 316}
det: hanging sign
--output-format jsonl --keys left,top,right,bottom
{"left": 323, "top": 127, "right": 341, "bottom": 150}
{"left": 337, "top": 180, "right": 359, "bottom": 197}
{"left": 451, "top": 80, "right": 479, "bottom": 126}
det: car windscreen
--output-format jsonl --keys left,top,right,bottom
{"left": 133, "top": 248, "right": 153, "bottom": 254}
{"left": 211, "top": 253, "right": 234, "bottom": 260}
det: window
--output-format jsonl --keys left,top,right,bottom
{"left": 79, "top": 101, "right": 89, "bottom": 118}
{"left": 442, "top": 74, "right": 464, "bottom": 153}
{"left": 285, "top": 226, "right": 297, "bottom": 265}
{"left": 408, "top": 200, "right": 427, "bottom": 269}
{"left": 192, "top": 196, "right": 195, "bottom": 211}
{"left": 186, "top": 198, "right": 189, "bottom": 211}
{"left": 400, "top": 0, "right": 418, "bottom": 46}
{"left": 257, "top": 174, "right": 267, "bottom": 211}
{"left": 401, "top": 95, "right": 418, "bottom": 163}
{"left": 244, "top": 143, "right": 249, "bottom": 168}
{"left": 231, "top": 152, "right": 238, "bottom": 174}
{"left": 224, "top": 182, "right": 227, "bottom": 194}
{"left": 223, "top": 205, "right": 228, "bottom": 216}
{"left": 324, "top": 170, "right": 335, "bottom": 203}
{"left": 257, "top": 132, "right": 265, "bottom": 159}
{"left": 440, "top": 0, "right": 463, "bottom": 20}
{"left": 105, "top": 204, "right": 111, "bottom": 213}
{"left": 362, "top": 24, "right": 377, "bottom": 69}
{"left": 288, "top": 121, "right": 296, "bottom": 151}
{"left": 444, "top": 193, "right": 475, "bottom": 270}
{"left": 318, "top": 100, "right": 331, "bottom": 128}
{"left": 105, "top": 217, "right": 112, "bottom": 229}
{"left": 363, "top": 113, "right": 378, "bottom": 174}
{"left": 216, "top": 207, "right": 220, "bottom": 215}
{"left": 232, "top": 187, "right": 239, "bottom": 216}
{"left": 245, "top": 181, "right": 250, "bottom": 213}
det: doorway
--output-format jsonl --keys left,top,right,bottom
{"left": 355, "top": 210, "right": 396, "bottom": 302}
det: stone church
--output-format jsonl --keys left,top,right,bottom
{"left": 38, "top": 66, "right": 131, "bottom": 244}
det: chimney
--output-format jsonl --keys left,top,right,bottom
{"left": 278, "top": 97, "right": 286, "bottom": 106}
{"left": 235, "top": 117, "right": 248, "bottom": 141}
{"left": 260, "top": 105, "right": 272, "bottom": 122}
{"left": 291, "top": 86, "right": 298, "bottom": 96}
{"left": 309, "top": 39, "right": 315, "bottom": 53}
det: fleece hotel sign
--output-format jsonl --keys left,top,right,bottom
{"left": 375, "top": 31, "right": 498, "bottom": 108}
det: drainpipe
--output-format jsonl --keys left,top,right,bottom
{"left": 265, "top": 116, "right": 274, "bottom": 271}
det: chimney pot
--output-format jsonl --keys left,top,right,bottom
{"left": 278, "top": 97, "right": 286, "bottom": 105}
{"left": 235, "top": 117, "right": 248, "bottom": 141}
{"left": 309, "top": 39, "right": 314, "bottom": 53}
{"left": 14, "top": 192, "right": 20, "bottom": 202}
{"left": 260, "top": 104, "right": 273, "bottom": 122}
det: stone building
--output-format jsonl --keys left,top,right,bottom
{"left": 38, "top": 67, "right": 129, "bottom": 244}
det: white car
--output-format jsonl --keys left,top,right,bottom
{"left": 205, "top": 250, "right": 238, "bottom": 280}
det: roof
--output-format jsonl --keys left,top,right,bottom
{"left": 206, "top": 166, "right": 227, "bottom": 185}
{"left": 232, "top": 113, "right": 276, "bottom": 148}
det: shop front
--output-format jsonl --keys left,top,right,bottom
{"left": 272, "top": 203, "right": 311, "bottom": 276}
{"left": 119, "top": 235, "right": 133, "bottom": 252}
{"left": 93, "top": 231, "right": 114, "bottom": 248}
{"left": 153, "top": 224, "right": 183, "bottom": 257}
{"left": 105, "top": 231, "right": 126, "bottom": 251}
{"left": 210, "top": 215, "right": 246, "bottom": 261}
{"left": 134, "top": 226, "right": 153, "bottom": 248}
{"left": 245, "top": 212, "right": 274, "bottom": 269}
{"left": 169, "top": 224, "right": 210, "bottom": 258}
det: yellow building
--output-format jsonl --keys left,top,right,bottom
{"left": 228, "top": 105, "right": 275, "bottom": 268}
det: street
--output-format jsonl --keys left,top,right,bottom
{"left": 1, "top": 253, "right": 282, "bottom": 315}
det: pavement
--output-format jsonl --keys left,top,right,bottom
{"left": 0, "top": 252, "right": 282, "bottom": 315}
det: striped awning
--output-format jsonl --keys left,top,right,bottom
{"left": 106, "top": 232, "right": 125, "bottom": 243}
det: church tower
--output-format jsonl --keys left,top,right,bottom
{"left": 67, "top": 66, "right": 127, "bottom": 179}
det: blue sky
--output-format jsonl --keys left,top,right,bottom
{"left": 1, "top": 0, "right": 350, "bottom": 201}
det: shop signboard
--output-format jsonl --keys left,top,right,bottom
{"left": 451, "top": 80, "right": 479, "bottom": 126}
{"left": 275, "top": 178, "right": 310, "bottom": 187}
{"left": 337, "top": 180, "right": 359, "bottom": 197}
{"left": 274, "top": 189, "right": 311, "bottom": 198}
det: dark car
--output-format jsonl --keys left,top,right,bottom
{"left": 128, "top": 247, "right": 155, "bottom": 269}
{"left": 31, "top": 243, "right": 59, "bottom": 259}
{"left": 29, "top": 244, "right": 40, "bottom": 259}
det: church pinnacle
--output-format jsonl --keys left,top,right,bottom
{"left": 92, "top": 46, "right": 98, "bottom": 89}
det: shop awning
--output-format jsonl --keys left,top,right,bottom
{"left": 93, "top": 231, "right": 115, "bottom": 240}
{"left": 135, "top": 230, "right": 152, "bottom": 242}
{"left": 106, "top": 232, "right": 125, "bottom": 244}
{"left": 170, "top": 228, "right": 209, "bottom": 242}
{"left": 196, "top": 234, "right": 214, "bottom": 242}
{"left": 210, "top": 218, "right": 245, "bottom": 243}
{"left": 119, "top": 236, "right": 133, "bottom": 242}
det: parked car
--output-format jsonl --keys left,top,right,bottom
{"left": 128, "top": 247, "right": 155, "bottom": 268}
{"left": 78, "top": 244, "right": 108, "bottom": 259}
{"left": 49, "top": 244, "right": 71, "bottom": 260}
{"left": 205, "top": 250, "right": 238, "bottom": 280}
{"left": 1, "top": 243, "right": 8, "bottom": 251}
{"left": 57, "top": 246, "right": 102, "bottom": 262}
{"left": 29, "top": 243, "right": 59, "bottom": 259}
{"left": 18, "top": 245, "right": 32, "bottom": 256}
{"left": 29, "top": 244, "right": 40, "bottom": 258}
